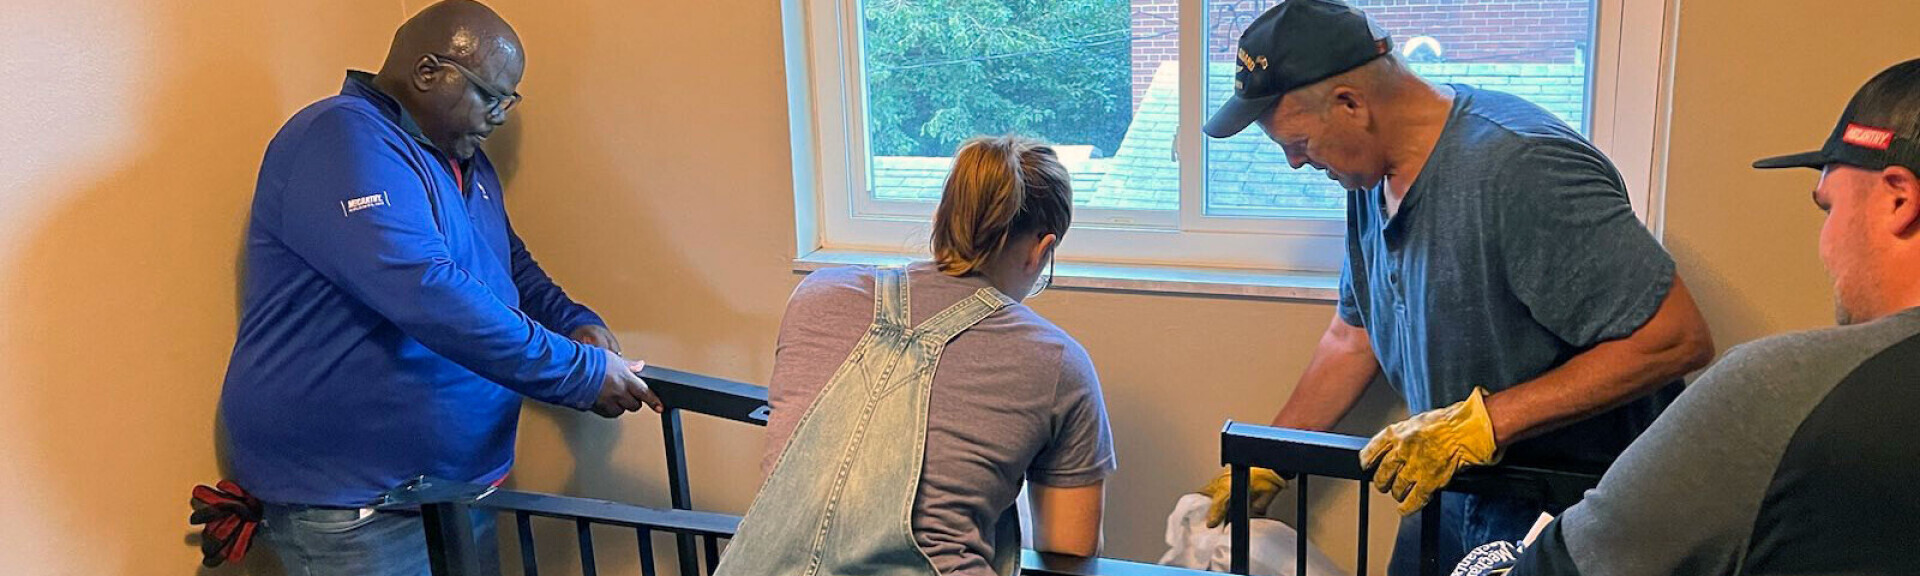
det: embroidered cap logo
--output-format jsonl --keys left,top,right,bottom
{"left": 1235, "top": 49, "right": 1269, "bottom": 92}
{"left": 1842, "top": 123, "right": 1895, "bottom": 151}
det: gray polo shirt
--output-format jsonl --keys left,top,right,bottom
{"left": 1338, "top": 85, "right": 1679, "bottom": 469}
{"left": 764, "top": 262, "right": 1117, "bottom": 576}
{"left": 1515, "top": 307, "right": 1920, "bottom": 575}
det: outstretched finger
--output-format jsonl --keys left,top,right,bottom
{"left": 634, "top": 382, "right": 664, "bottom": 414}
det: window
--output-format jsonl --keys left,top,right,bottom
{"left": 790, "top": 0, "right": 1676, "bottom": 285}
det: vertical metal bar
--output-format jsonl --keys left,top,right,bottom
{"left": 1419, "top": 502, "right": 1442, "bottom": 576}
{"left": 1356, "top": 482, "right": 1369, "bottom": 576}
{"left": 1229, "top": 464, "right": 1250, "bottom": 575}
{"left": 1296, "top": 476, "right": 1308, "bottom": 576}
{"left": 516, "top": 511, "right": 539, "bottom": 576}
{"left": 662, "top": 410, "right": 700, "bottom": 576}
{"left": 422, "top": 502, "right": 482, "bottom": 576}
{"left": 638, "top": 529, "right": 657, "bottom": 576}
{"left": 702, "top": 536, "right": 721, "bottom": 575}
{"left": 578, "top": 519, "right": 599, "bottom": 576}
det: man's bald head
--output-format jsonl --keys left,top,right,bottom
{"left": 373, "top": 0, "right": 525, "bottom": 160}
{"left": 381, "top": 0, "right": 522, "bottom": 75}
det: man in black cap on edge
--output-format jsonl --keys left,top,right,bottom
{"left": 1192, "top": 1, "right": 1715, "bottom": 573}
{"left": 1449, "top": 56, "right": 1920, "bottom": 576}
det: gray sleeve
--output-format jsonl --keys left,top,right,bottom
{"left": 1517, "top": 340, "right": 1819, "bottom": 576}
{"left": 1496, "top": 140, "right": 1673, "bottom": 347}
{"left": 762, "top": 268, "right": 871, "bottom": 477}
{"left": 1028, "top": 339, "right": 1117, "bottom": 487}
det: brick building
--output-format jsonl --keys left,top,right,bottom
{"left": 1130, "top": 0, "right": 1593, "bottom": 111}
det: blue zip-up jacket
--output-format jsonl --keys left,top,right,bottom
{"left": 219, "top": 72, "right": 608, "bottom": 507}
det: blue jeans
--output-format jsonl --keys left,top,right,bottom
{"left": 1387, "top": 493, "right": 1538, "bottom": 576}
{"left": 263, "top": 503, "right": 500, "bottom": 576}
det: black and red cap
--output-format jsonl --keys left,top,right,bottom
{"left": 1755, "top": 58, "right": 1920, "bottom": 173}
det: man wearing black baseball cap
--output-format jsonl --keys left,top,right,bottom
{"left": 1459, "top": 57, "right": 1920, "bottom": 576}
{"left": 1192, "top": 1, "right": 1715, "bottom": 573}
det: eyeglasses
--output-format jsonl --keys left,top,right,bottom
{"left": 428, "top": 54, "right": 522, "bottom": 115}
{"left": 1027, "top": 251, "right": 1055, "bottom": 299}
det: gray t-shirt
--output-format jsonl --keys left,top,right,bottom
{"left": 1515, "top": 307, "right": 1920, "bottom": 575}
{"left": 765, "top": 262, "right": 1117, "bottom": 576}
{"left": 1337, "top": 85, "right": 1678, "bottom": 469}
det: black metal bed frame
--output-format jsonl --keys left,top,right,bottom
{"left": 390, "top": 365, "right": 1218, "bottom": 576}
{"left": 1219, "top": 423, "right": 1601, "bottom": 576}
{"left": 390, "top": 365, "right": 1601, "bottom": 576}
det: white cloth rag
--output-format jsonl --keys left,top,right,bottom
{"left": 1156, "top": 493, "right": 1350, "bottom": 576}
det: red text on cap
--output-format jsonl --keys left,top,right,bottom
{"left": 1843, "top": 123, "right": 1895, "bottom": 150}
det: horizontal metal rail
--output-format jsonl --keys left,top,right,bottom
{"left": 640, "top": 365, "right": 771, "bottom": 426}
{"left": 1220, "top": 422, "right": 1602, "bottom": 576}
{"left": 382, "top": 476, "right": 742, "bottom": 576}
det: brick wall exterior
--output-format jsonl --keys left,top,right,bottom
{"left": 1131, "top": 0, "right": 1181, "bottom": 114}
{"left": 1130, "top": 0, "right": 1592, "bottom": 110}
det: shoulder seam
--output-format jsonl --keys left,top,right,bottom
{"left": 1733, "top": 331, "right": 1920, "bottom": 572}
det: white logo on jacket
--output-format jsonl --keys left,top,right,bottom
{"left": 341, "top": 192, "right": 390, "bottom": 216}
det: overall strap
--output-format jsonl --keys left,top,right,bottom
{"left": 913, "top": 288, "right": 1017, "bottom": 344}
{"left": 873, "top": 266, "right": 911, "bottom": 330}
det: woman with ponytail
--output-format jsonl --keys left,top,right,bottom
{"left": 715, "top": 136, "right": 1114, "bottom": 576}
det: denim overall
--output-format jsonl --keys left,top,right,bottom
{"left": 716, "top": 267, "right": 1021, "bottom": 576}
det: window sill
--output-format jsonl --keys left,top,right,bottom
{"left": 793, "top": 250, "right": 1338, "bottom": 302}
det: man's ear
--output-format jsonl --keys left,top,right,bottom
{"left": 1882, "top": 166, "right": 1920, "bottom": 237}
{"left": 411, "top": 55, "right": 441, "bottom": 93}
{"left": 1330, "top": 85, "right": 1369, "bottom": 128}
{"left": 1030, "top": 233, "right": 1058, "bottom": 271}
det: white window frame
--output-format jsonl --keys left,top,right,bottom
{"left": 787, "top": 0, "right": 1679, "bottom": 284}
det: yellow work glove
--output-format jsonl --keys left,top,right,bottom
{"left": 1198, "top": 466, "right": 1287, "bottom": 528}
{"left": 1359, "top": 387, "right": 1502, "bottom": 516}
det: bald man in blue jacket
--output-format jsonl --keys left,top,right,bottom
{"left": 217, "top": 2, "right": 655, "bottom": 574}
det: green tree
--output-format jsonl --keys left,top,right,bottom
{"left": 863, "top": 0, "right": 1133, "bottom": 157}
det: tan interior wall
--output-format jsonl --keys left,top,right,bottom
{"left": 3, "top": 0, "right": 1917, "bottom": 574}
{"left": 0, "top": 1, "right": 408, "bottom": 574}
{"left": 1659, "top": 1, "right": 1920, "bottom": 345}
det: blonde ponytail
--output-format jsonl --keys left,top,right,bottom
{"left": 930, "top": 136, "right": 1074, "bottom": 276}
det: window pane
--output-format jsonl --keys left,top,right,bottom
{"left": 1204, "top": 0, "right": 1594, "bottom": 218}
{"left": 861, "top": 0, "right": 1178, "bottom": 212}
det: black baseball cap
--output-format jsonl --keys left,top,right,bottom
{"left": 1754, "top": 58, "right": 1920, "bottom": 173}
{"left": 1203, "top": 0, "right": 1391, "bottom": 139}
